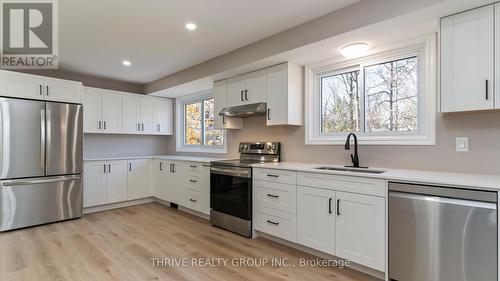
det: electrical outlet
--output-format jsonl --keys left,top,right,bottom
{"left": 456, "top": 137, "right": 469, "bottom": 152}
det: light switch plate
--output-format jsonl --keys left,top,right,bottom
{"left": 456, "top": 137, "right": 469, "bottom": 152}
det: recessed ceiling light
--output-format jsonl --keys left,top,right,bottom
{"left": 340, "top": 43, "right": 370, "bottom": 58}
{"left": 122, "top": 60, "right": 131, "bottom": 66}
{"left": 185, "top": 22, "right": 197, "bottom": 31}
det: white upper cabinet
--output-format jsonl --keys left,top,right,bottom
{"left": 83, "top": 88, "right": 102, "bottom": 133}
{"left": 441, "top": 5, "right": 494, "bottom": 112}
{"left": 101, "top": 90, "right": 123, "bottom": 133}
{"left": 0, "top": 70, "right": 82, "bottom": 103}
{"left": 227, "top": 69, "right": 267, "bottom": 106}
{"left": 122, "top": 94, "right": 141, "bottom": 133}
{"left": 140, "top": 96, "right": 155, "bottom": 134}
{"left": 153, "top": 98, "right": 173, "bottom": 135}
{"left": 214, "top": 80, "right": 243, "bottom": 129}
{"left": 266, "top": 63, "right": 302, "bottom": 126}
{"left": 215, "top": 62, "right": 303, "bottom": 128}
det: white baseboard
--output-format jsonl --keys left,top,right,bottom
{"left": 255, "top": 231, "right": 385, "bottom": 280}
{"left": 83, "top": 197, "right": 155, "bottom": 214}
{"left": 84, "top": 197, "right": 210, "bottom": 221}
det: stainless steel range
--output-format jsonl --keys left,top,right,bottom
{"left": 210, "top": 142, "right": 280, "bottom": 237}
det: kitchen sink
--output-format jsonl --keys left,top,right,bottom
{"left": 314, "top": 166, "right": 386, "bottom": 174}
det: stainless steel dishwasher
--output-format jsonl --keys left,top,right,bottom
{"left": 389, "top": 182, "right": 497, "bottom": 281}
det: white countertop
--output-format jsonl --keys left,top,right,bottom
{"left": 252, "top": 162, "right": 500, "bottom": 191}
{"left": 84, "top": 155, "right": 231, "bottom": 163}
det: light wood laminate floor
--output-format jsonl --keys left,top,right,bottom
{"left": 0, "top": 203, "right": 379, "bottom": 281}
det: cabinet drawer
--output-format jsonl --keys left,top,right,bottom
{"left": 298, "top": 172, "right": 386, "bottom": 197}
{"left": 254, "top": 180, "right": 296, "bottom": 214}
{"left": 254, "top": 205, "right": 296, "bottom": 242}
{"left": 185, "top": 163, "right": 210, "bottom": 175}
{"left": 185, "top": 175, "right": 201, "bottom": 192}
{"left": 184, "top": 190, "right": 202, "bottom": 212}
{"left": 253, "top": 168, "right": 296, "bottom": 185}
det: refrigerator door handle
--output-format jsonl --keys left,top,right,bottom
{"left": 40, "top": 109, "right": 45, "bottom": 170}
{"left": 2, "top": 175, "right": 82, "bottom": 187}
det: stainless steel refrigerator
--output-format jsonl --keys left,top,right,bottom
{"left": 0, "top": 97, "right": 83, "bottom": 231}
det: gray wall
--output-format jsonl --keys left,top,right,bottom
{"left": 164, "top": 111, "right": 500, "bottom": 175}
{"left": 84, "top": 134, "right": 171, "bottom": 159}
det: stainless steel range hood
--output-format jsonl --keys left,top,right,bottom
{"left": 219, "top": 103, "right": 267, "bottom": 118}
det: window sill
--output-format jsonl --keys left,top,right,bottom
{"left": 176, "top": 146, "right": 227, "bottom": 154}
{"left": 306, "top": 135, "right": 435, "bottom": 146}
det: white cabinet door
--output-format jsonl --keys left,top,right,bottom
{"left": 154, "top": 98, "right": 173, "bottom": 135}
{"left": 127, "top": 159, "right": 150, "bottom": 200}
{"left": 335, "top": 191, "right": 385, "bottom": 271}
{"left": 244, "top": 69, "right": 266, "bottom": 104}
{"left": 106, "top": 161, "right": 128, "bottom": 204}
{"left": 0, "top": 70, "right": 43, "bottom": 100}
{"left": 266, "top": 63, "right": 302, "bottom": 126}
{"left": 44, "top": 77, "right": 82, "bottom": 104}
{"left": 83, "top": 161, "right": 107, "bottom": 207}
{"left": 140, "top": 97, "right": 155, "bottom": 134}
{"left": 101, "top": 90, "right": 123, "bottom": 133}
{"left": 122, "top": 94, "right": 140, "bottom": 133}
{"left": 227, "top": 76, "right": 246, "bottom": 106}
{"left": 170, "top": 161, "right": 185, "bottom": 204}
{"left": 297, "top": 186, "right": 336, "bottom": 255}
{"left": 441, "top": 5, "right": 494, "bottom": 112}
{"left": 83, "top": 88, "right": 102, "bottom": 133}
{"left": 214, "top": 81, "right": 242, "bottom": 129}
{"left": 495, "top": 3, "right": 500, "bottom": 108}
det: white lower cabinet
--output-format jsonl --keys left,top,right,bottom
{"left": 127, "top": 159, "right": 151, "bottom": 200}
{"left": 297, "top": 186, "right": 336, "bottom": 254}
{"left": 335, "top": 191, "right": 385, "bottom": 271}
{"left": 254, "top": 168, "right": 386, "bottom": 272}
{"left": 83, "top": 160, "right": 128, "bottom": 207}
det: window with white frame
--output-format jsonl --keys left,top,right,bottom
{"left": 306, "top": 36, "right": 436, "bottom": 145}
{"left": 177, "top": 92, "right": 225, "bottom": 153}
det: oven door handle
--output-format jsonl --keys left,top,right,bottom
{"left": 210, "top": 166, "right": 251, "bottom": 178}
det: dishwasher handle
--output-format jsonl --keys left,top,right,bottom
{"left": 389, "top": 191, "right": 497, "bottom": 210}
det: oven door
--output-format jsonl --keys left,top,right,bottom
{"left": 210, "top": 165, "right": 252, "bottom": 220}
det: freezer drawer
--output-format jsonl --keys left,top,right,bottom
{"left": 0, "top": 175, "right": 82, "bottom": 231}
{"left": 46, "top": 102, "right": 83, "bottom": 176}
{"left": 389, "top": 182, "right": 497, "bottom": 281}
{"left": 0, "top": 98, "right": 46, "bottom": 179}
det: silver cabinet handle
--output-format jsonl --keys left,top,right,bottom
{"left": 137, "top": 123, "right": 140, "bottom": 131}
{"left": 141, "top": 123, "right": 144, "bottom": 131}
{"left": 329, "top": 198, "right": 333, "bottom": 214}
{"left": 104, "top": 164, "right": 106, "bottom": 173}
{"left": 189, "top": 179, "right": 197, "bottom": 183}
{"left": 244, "top": 89, "right": 248, "bottom": 101}
{"left": 46, "top": 85, "right": 49, "bottom": 96}
{"left": 39, "top": 85, "right": 43, "bottom": 95}
{"left": 202, "top": 164, "right": 211, "bottom": 167}
{"left": 240, "top": 90, "right": 244, "bottom": 101}
{"left": 128, "top": 163, "right": 132, "bottom": 172}
{"left": 108, "top": 164, "right": 111, "bottom": 173}
{"left": 98, "top": 121, "right": 102, "bottom": 130}
{"left": 189, "top": 198, "right": 197, "bottom": 203}
{"left": 267, "top": 174, "right": 279, "bottom": 178}
{"left": 336, "top": 199, "right": 341, "bottom": 216}
{"left": 103, "top": 121, "right": 107, "bottom": 130}
{"left": 159, "top": 162, "right": 163, "bottom": 171}
{"left": 267, "top": 220, "right": 279, "bottom": 225}
{"left": 267, "top": 109, "right": 271, "bottom": 121}
{"left": 2, "top": 175, "right": 81, "bottom": 187}
{"left": 189, "top": 165, "right": 198, "bottom": 168}
{"left": 267, "top": 194, "right": 279, "bottom": 198}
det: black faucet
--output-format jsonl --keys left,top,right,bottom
{"left": 344, "top": 133, "right": 360, "bottom": 168}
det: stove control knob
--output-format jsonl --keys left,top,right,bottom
{"left": 243, "top": 144, "right": 248, "bottom": 149}
{"left": 267, "top": 145, "right": 272, "bottom": 150}
{"left": 271, "top": 144, "right": 277, "bottom": 150}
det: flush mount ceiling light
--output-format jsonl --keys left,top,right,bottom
{"left": 122, "top": 60, "right": 131, "bottom": 66}
{"left": 185, "top": 22, "right": 197, "bottom": 31}
{"left": 340, "top": 43, "right": 370, "bottom": 58}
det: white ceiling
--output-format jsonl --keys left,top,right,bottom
{"left": 58, "top": 0, "right": 358, "bottom": 84}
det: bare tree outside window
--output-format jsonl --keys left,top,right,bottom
{"left": 321, "top": 70, "right": 360, "bottom": 133}
{"left": 364, "top": 57, "right": 418, "bottom": 132}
